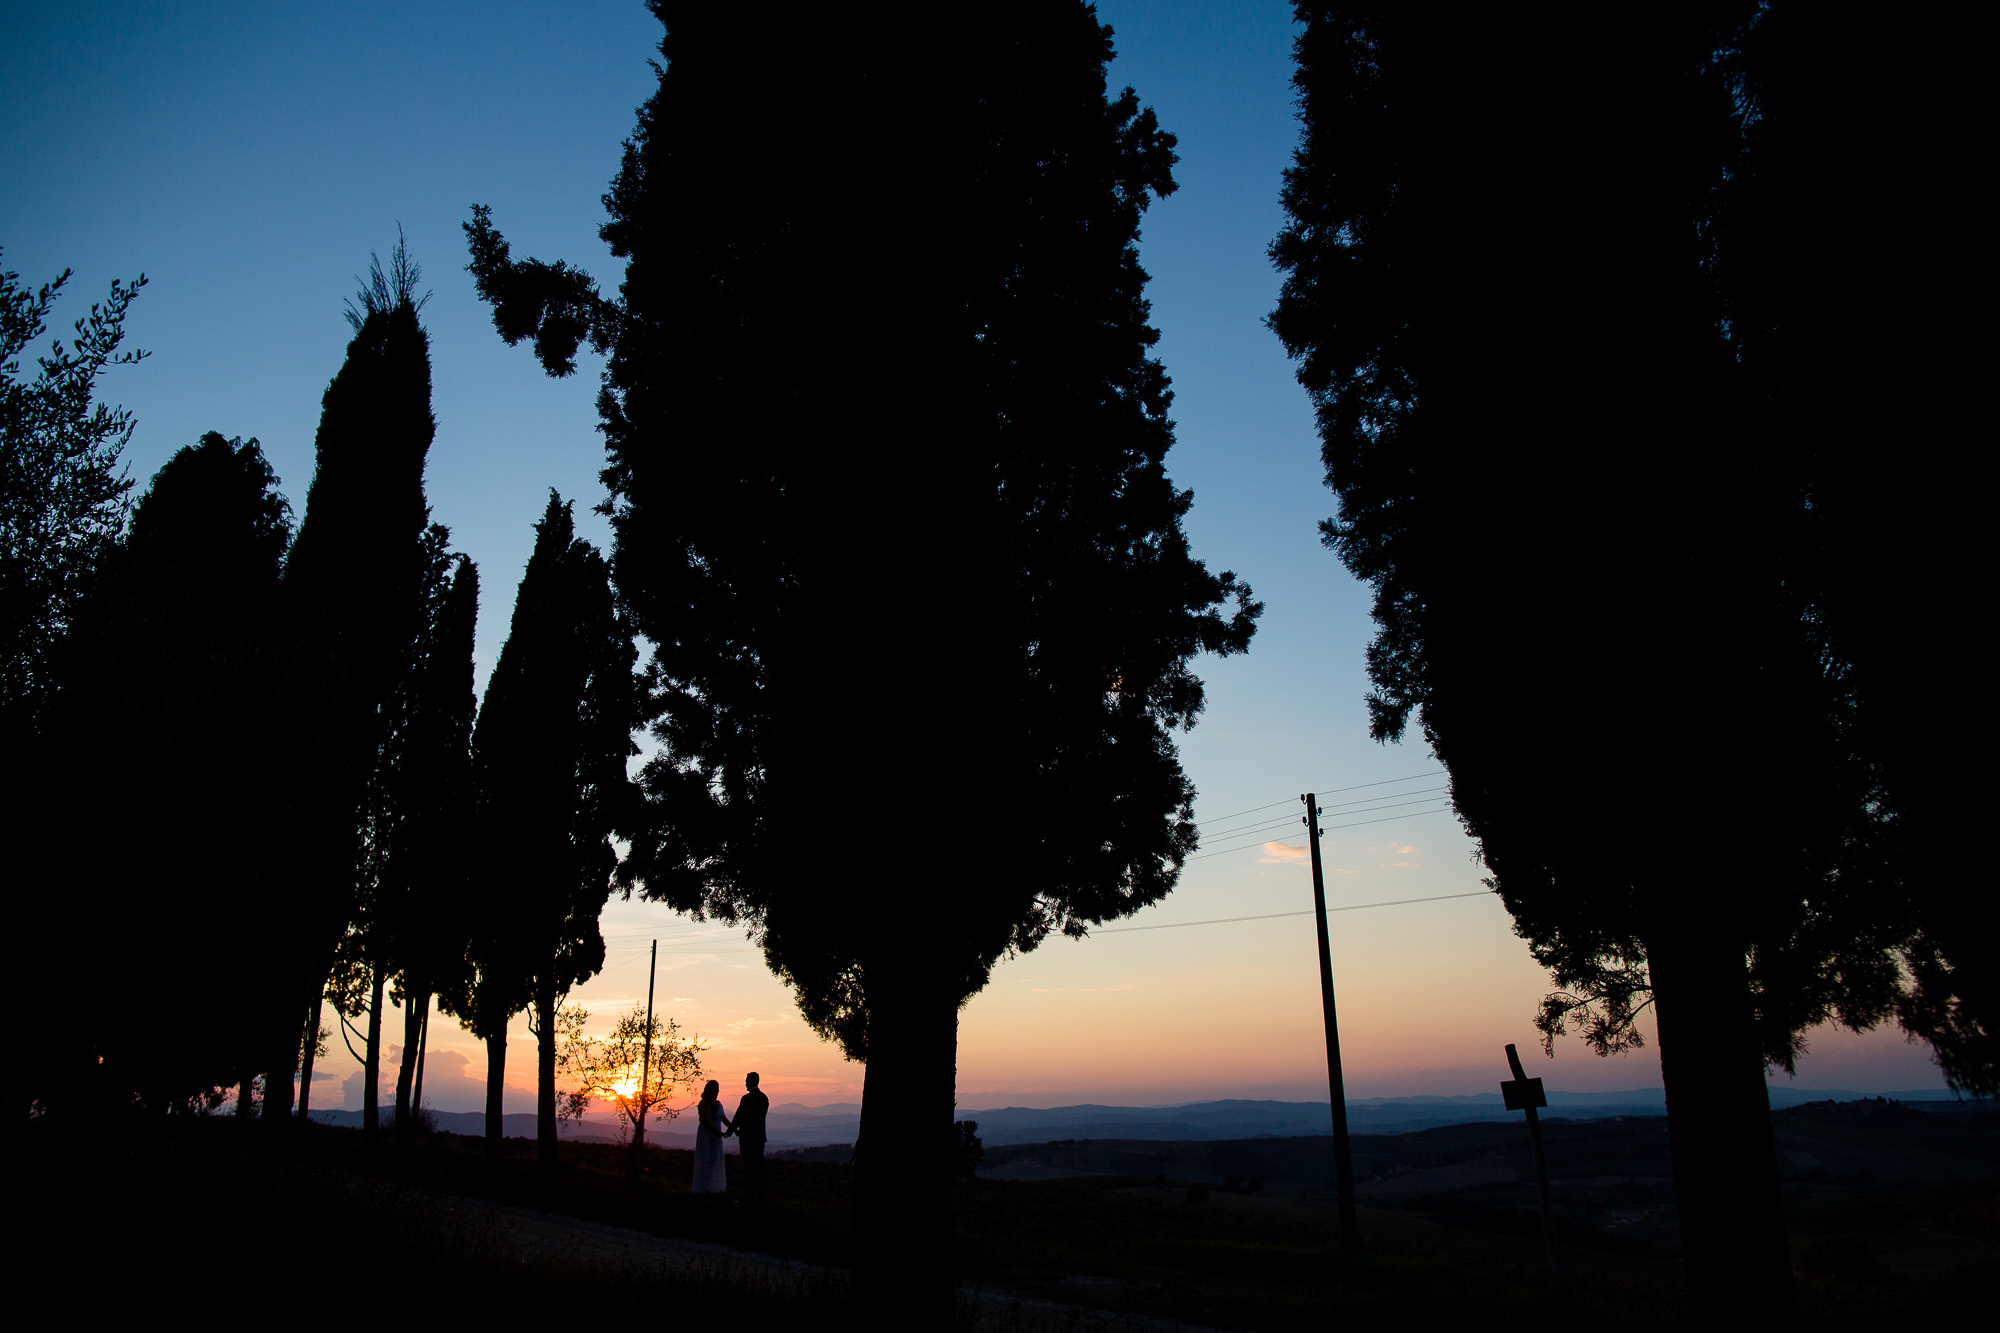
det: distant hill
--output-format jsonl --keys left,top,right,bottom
{"left": 953, "top": 1089, "right": 1972, "bottom": 1143}
{"left": 311, "top": 1088, "right": 1975, "bottom": 1147}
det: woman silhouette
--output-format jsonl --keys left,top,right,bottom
{"left": 693, "top": 1079, "right": 730, "bottom": 1195}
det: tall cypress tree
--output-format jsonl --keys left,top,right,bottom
{"left": 1266, "top": 3, "right": 1955, "bottom": 1313}
{"left": 380, "top": 550, "right": 479, "bottom": 1136}
{"left": 271, "top": 237, "right": 436, "bottom": 1121}
{"left": 464, "top": 492, "right": 635, "bottom": 1167}
{"left": 467, "top": 5, "right": 1255, "bottom": 1302}
{"left": 336, "top": 524, "right": 472, "bottom": 1139}
{"left": 1703, "top": 6, "right": 1990, "bottom": 1096}
{"left": 30, "top": 432, "right": 291, "bottom": 1114}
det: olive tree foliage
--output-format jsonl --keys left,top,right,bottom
{"left": 1, "top": 254, "right": 146, "bottom": 728}
{"left": 554, "top": 1003, "right": 706, "bottom": 1143}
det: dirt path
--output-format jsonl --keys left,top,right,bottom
{"left": 354, "top": 1175, "right": 1222, "bottom": 1331}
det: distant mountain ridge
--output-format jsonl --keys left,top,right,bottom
{"left": 310, "top": 1088, "right": 1971, "bottom": 1146}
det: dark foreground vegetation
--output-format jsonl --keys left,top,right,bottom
{"left": 26, "top": 1118, "right": 853, "bottom": 1321}
{"left": 28, "top": 1101, "right": 1994, "bottom": 1329}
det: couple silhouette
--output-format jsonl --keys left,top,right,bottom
{"left": 693, "top": 1071, "right": 768, "bottom": 1199}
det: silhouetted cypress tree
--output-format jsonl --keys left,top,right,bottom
{"left": 271, "top": 237, "right": 437, "bottom": 1122}
{"left": 1267, "top": 3, "right": 1967, "bottom": 1314}
{"left": 467, "top": 5, "right": 1255, "bottom": 1304}
{"left": 29, "top": 432, "right": 291, "bottom": 1114}
{"left": 381, "top": 549, "right": 479, "bottom": 1136}
{"left": 463, "top": 492, "right": 635, "bottom": 1167}
{"left": 1702, "top": 7, "right": 1990, "bottom": 1097}
{"left": 333, "top": 523, "right": 468, "bottom": 1140}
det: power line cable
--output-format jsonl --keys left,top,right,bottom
{"left": 1186, "top": 802, "right": 1455, "bottom": 861}
{"left": 1197, "top": 789, "right": 1450, "bottom": 845}
{"left": 1092, "top": 890, "right": 1489, "bottom": 934}
{"left": 1194, "top": 770, "right": 1444, "bottom": 827}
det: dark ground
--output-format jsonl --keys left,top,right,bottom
{"left": 24, "top": 1098, "right": 1995, "bottom": 1328}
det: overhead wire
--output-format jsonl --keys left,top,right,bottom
{"left": 1193, "top": 769, "right": 1445, "bottom": 827}
{"left": 1185, "top": 802, "right": 1456, "bottom": 862}
{"left": 580, "top": 771, "right": 1472, "bottom": 967}
{"left": 1091, "top": 890, "right": 1490, "bottom": 934}
{"left": 1195, "top": 791, "right": 1454, "bottom": 847}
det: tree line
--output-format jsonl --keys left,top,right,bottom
{"left": 5, "top": 2, "right": 1984, "bottom": 1322}
{"left": 7, "top": 238, "right": 640, "bottom": 1171}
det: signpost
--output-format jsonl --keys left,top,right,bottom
{"left": 1502, "top": 1042, "right": 1568, "bottom": 1300}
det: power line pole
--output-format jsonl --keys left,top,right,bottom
{"left": 1304, "top": 792, "right": 1359, "bottom": 1251}
{"left": 631, "top": 938, "right": 658, "bottom": 1172}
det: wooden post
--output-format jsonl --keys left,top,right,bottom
{"left": 1502, "top": 1042, "right": 1568, "bottom": 1300}
{"left": 632, "top": 938, "right": 658, "bottom": 1171}
{"left": 1303, "top": 794, "right": 1359, "bottom": 1251}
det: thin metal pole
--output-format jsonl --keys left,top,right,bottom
{"left": 640, "top": 938, "right": 658, "bottom": 1121}
{"left": 1304, "top": 793, "right": 1359, "bottom": 1251}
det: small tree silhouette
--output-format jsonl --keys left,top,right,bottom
{"left": 555, "top": 1003, "right": 706, "bottom": 1157}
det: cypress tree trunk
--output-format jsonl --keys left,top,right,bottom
{"left": 236, "top": 1076, "right": 255, "bottom": 1119}
{"left": 851, "top": 953, "right": 957, "bottom": 1319}
{"left": 264, "top": 957, "right": 329, "bottom": 1125}
{"left": 411, "top": 1000, "right": 430, "bottom": 1117}
{"left": 394, "top": 977, "right": 425, "bottom": 1140}
{"left": 536, "top": 982, "right": 559, "bottom": 1172}
{"left": 1646, "top": 913, "right": 1793, "bottom": 1316}
{"left": 484, "top": 1028, "right": 507, "bottom": 1165}
{"left": 296, "top": 990, "right": 324, "bottom": 1120}
{"left": 362, "top": 965, "right": 386, "bottom": 1141}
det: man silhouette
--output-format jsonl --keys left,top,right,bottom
{"left": 730, "top": 1071, "right": 770, "bottom": 1200}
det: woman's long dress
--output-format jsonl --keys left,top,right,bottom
{"left": 693, "top": 1098, "right": 727, "bottom": 1194}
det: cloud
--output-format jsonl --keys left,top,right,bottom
{"left": 726, "top": 1016, "right": 781, "bottom": 1032}
{"left": 1260, "top": 841, "right": 1311, "bottom": 865}
{"left": 1359, "top": 839, "right": 1421, "bottom": 869}
{"left": 341, "top": 1067, "right": 389, "bottom": 1110}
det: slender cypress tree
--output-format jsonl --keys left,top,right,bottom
{"left": 464, "top": 492, "right": 635, "bottom": 1167}
{"left": 269, "top": 237, "right": 436, "bottom": 1121}
{"left": 384, "top": 551, "right": 479, "bottom": 1136}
